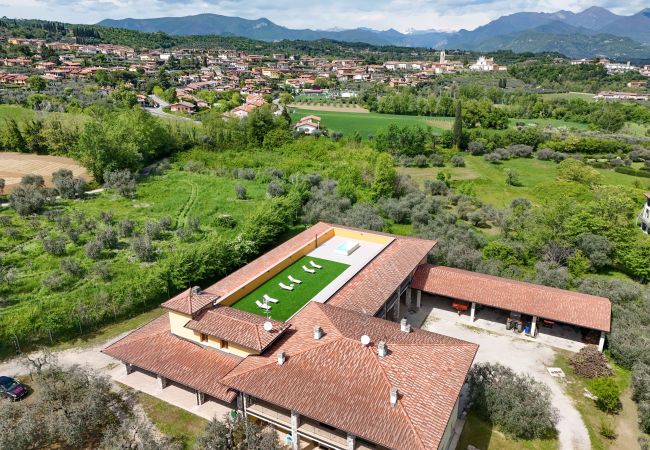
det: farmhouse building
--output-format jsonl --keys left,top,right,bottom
{"left": 104, "top": 222, "right": 611, "bottom": 449}
{"left": 639, "top": 192, "right": 650, "bottom": 234}
{"left": 294, "top": 115, "right": 321, "bottom": 134}
{"left": 169, "top": 101, "right": 196, "bottom": 114}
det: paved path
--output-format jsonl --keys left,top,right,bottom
{"left": 416, "top": 310, "right": 591, "bottom": 450}
{"left": 144, "top": 94, "right": 199, "bottom": 123}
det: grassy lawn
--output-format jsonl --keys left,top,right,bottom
{"left": 0, "top": 104, "right": 36, "bottom": 122}
{"left": 400, "top": 155, "right": 650, "bottom": 207}
{"left": 290, "top": 108, "right": 451, "bottom": 137}
{"left": 456, "top": 411, "right": 558, "bottom": 450}
{"left": 509, "top": 117, "right": 589, "bottom": 130}
{"left": 540, "top": 92, "right": 597, "bottom": 102}
{"left": 553, "top": 352, "right": 640, "bottom": 450}
{"left": 134, "top": 389, "right": 208, "bottom": 449}
{"left": 231, "top": 256, "right": 349, "bottom": 321}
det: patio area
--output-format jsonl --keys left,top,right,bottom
{"left": 407, "top": 293, "right": 587, "bottom": 353}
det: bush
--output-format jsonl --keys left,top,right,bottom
{"left": 103, "top": 169, "right": 136, "bottom": 197}
{"left": 587, "top": 377, "right": 621, "bottom": 413}
{"left": 60, "top": 257, "right": 85, "bottom": 278}
{"left": 599, "top": 418, "right": 617, "bottom": 440}
{"left": 468, "top": 363, "right": 557, "bottom": 439}
{"left": 468, "top": 140, "right": 486, "bottom": 155}
{"left": 267, "top": 180, "right": 286, "bottom": 197}
{"left": 131, "top": 235, "right": 155, "bottom": 262}
{"left": 425, "top": 179, "right": 449, "bottom": 196}
{"left": 85, "top": 240, "right": 103, "bottom": 260}
{"left": 9, "top": 184, "right": 47, "bottom": 216}
{"left": 430, "top": 154, "right": 445, "bottom": 167}
{"left": 97, "top": 227, "right": 119, "bottom": 250}
{"left": 235, "top": 183, "right": 247, "bottom": 200}
{"left": 484, "top": 153, "right": 501, "bottom": 164}
{"left": 159, "top": 216, "right": 173, "bottom": 230}
{"left": 214, "top": 214, "right": 237, "bottom": 228}
{"left": 144, "top": 221, "right": 162, "bottom": 240}
{"left": 570, "top": 345, "right": 613, "bottom": 378}
{"left": 451, "top": 155, "right": 465, "bottom": 167}
{"left": 42, "top": 235, "right": 68, "bottom": 256}
{"left": 118, "top": 219, "right": 135, "bottom": 238}
{"left": 52, "top": 169, "right": 86, "bottom": 199}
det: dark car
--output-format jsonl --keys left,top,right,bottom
{"left": 0, "top": 376, "right": 29, "bottom": 401}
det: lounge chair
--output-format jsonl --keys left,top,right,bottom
{"left": 309, "top": 260, "right": 322, "bottom": 269}
{"left": 256, "top": 300, "right": 271, "bottom": 310}
{"left": 263, "top": 294, "right": 279, "bottom": 303}
{"left": 279, "top": 282, "right": 293, "bottom": 291}
{"left": 302, "top": 265, "right": 315, "bottom": 274}
{"left": 288, "top": 275, "right": 302, "bottom": 284}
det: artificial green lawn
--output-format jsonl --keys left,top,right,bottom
{"left": 231, "top": 255, "right": 349, "bottom": 321}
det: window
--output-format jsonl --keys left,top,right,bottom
{"left": 220, "top": 340, "right": 229, "bottom": 350}
{"left": 200, "top": 333, "right": 208, "bottom": 343}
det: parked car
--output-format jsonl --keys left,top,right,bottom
{"left": 0, "top": 376, "right": 29, "bottom": 401}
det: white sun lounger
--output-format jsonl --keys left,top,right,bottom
{"left": 302, "top": 265, "right": 315, "bottom": 273}
{"left": 288, "top": 275, "right": 302, "bottom": 284}
{"left": 309, "top": 260, "right": 322, "bottom": 269}
{"left": 279, "top": 282, "right": 294, "bottom": 291}
{"left": 263, "top": 294, "right": 279, "bottom": 303}
{"left": 256, "top": 300, "right": 271, "bottom": 310}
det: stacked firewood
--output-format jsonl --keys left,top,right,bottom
{"left": 570, "top": 345, "right": 613, "bottom": 378}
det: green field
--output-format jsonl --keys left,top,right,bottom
{"left": 290, "top": 108, "right": 452, "bottom": 137}
{"left": 231, "top": 256, "right": 349, "bottom": 321}
{"left": 540, "top": 92, "right": 597, "bottom": 102}
{"left": 509, "top": 117, "right": 589, "bottom": 130}
{"left": 0, "top": 104, "right": 36, "bottom": 122}
{"left": 400, "top": 155, "right": 650, "bottom": 207}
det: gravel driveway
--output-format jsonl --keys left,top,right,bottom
{"left": 421, "top": 314, "right": 590, "bottom": 450}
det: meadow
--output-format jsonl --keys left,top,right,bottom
{"left": 399, "top": 155, "right": 650, "bottom": 208}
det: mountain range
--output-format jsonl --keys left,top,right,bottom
{"left": 98, "top": 7, "right": 650, "bottom": 59}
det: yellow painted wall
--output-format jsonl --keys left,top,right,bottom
{"left": 219, "top": 229, "right": 335, "bottom": 307}
{"left": 169, "top": 311, "right": 198, "bottom": 341}
{"left": 333, "top": 228, "right": 392, "bottom": 245}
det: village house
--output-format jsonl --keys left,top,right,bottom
{"left": 293, "top": 115, "right": 322, "bottom": 134}
{"left": 170, "top": 101, "right": 196, "bottom": 114}
{"left": 104, "top": 223, "right": 611, "bottom": 450}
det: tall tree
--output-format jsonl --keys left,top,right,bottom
{"left": 453, "top": 100, "right": 463, "bottom": 149}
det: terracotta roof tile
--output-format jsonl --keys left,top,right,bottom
{"left": 328, "top": 236, "right": 436, "bottom": 315}
{"left": 412, "top": 265, "right": 611, "bottom": 332}
{"left": 102, "top": 315, "right": 241, "bottom": 402}
{"left": 160, "top": 287, "right": 220, "bottom": 316}
{"left": 223, "top": 303, "right": 477, "bottom": 450}
{"left": 185, "top": 307, "right": 290, "bottom": 353}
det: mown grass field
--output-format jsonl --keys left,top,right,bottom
{"left": 231, "top": 256, "right": 349, "bottom": 321}
{"left": 290, "top": 108, "right": 452, "bottom": 137}
{"left": 540, "top": 92, "right": 598, "bottom": 102}
{"left": 0, "top": 104, "right": 36, "bottom": 122}
{"left": 400, "top": 155, "right": 650, "bottom": 207}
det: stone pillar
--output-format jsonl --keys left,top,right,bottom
{"left": 470, "top": 302, "right": 476, "bottom": 322}
{"left": 124, "top": 363, "right": 134, "bottom": 375}
{"left": 196, "top": 390, "right": 205, "bottom": 406}
{"left": 347, "top": 433, "right": 356, "bottom": 450}
{"left": 416, "top": 289, "right": 422, "bottom": 310}
{"left": 157, "top": 375, "right": 168, "bottom": 389}
{"left": 406, "top": 288, "right": 412, "bottom": 309}
{"left": 394, "top": 294, "right": 400, "bottom": 322}
{"left": 531, "top": 316, "right": 537, "bottom": 337}
{"left": 290, "top": 410, "right": 300, "bottom": 450}
{"left": 598, "top": 331, "right": 606, "bottom": 352}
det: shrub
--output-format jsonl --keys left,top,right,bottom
{"left": 144, "top": 221, "right": 162, "bottom": 240}
{"left": 42, "top": 235, "right": 68, "bottom": 256}
{"left": 508, "top": 144, "right": 533, "bottom": 158}
{"left": 504, "top": 168, "right": 521, "bottom": 186}
{"left": 413, "top": 154, "right": 429, "bottom": 167}
{"left": 451, "top": 155, "right": 465, "bottom": 167}
{"left": 234, "top": 168, "right": 256, "bottom": 180}
{"left": 9, "top": 184, "right": 47, "bottom": 216}
{"left": 599, "top": 419, "right": 617, "bottom": 440}
{"left": 235, "top": 183, "right": 247, "bottom": 200}
{"left": 587, "top": 377, "right": 621, "bottom": 413}
{"left": 184, "top": 159, "right": 204, "bottom": 172}
{"left": 85, "top": 240, "right": 103, "bottom": 260}
{"left": 468, "top": 140, "right": 486, "bottom": 155}
{"left": 97, "top": 227, "right": 119, "bottom": 250}
{"left": 131, "top": 235, "right": 155, "bottom": 262}
{"left": 468, "top": 363, "right": 557, "bottom": 439}
{"left": 118, "top": 219, "right": 135, "bottom": 238}
{"left": 99, "top": 211, "right": 113, "bottom": 225}
{"left": 430, "top": 154, "right": 445, "bottom": 167}
{"left": 103, "top": 169, "right": 136, "bottom": 197}
{"left": 214, "top": 214, "right": 237, "bottom": 228}
{"left": 60, "top": 257, "right": 85, "bottom": 278}
{"left": 52, "top": 169, "right": 86, "bottom": 199}
{"left": 159, "top": 216, "right": 173, "bottom": 230}
{"left": 42, "top": 273, "right": 64, "bottom": 291}
{"left": 484, "top": 153, "right": 501, "bottom": 164}
{"left": 267, "top": 180, "right": 286, "bottom": 197}
{"left": 570, "top": 345, "right": 613, "bottom": 378}
{"left": 425, "top": 179, "right": 449, "bottom": 196}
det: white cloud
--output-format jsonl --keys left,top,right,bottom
{"left": 0, "top": 0, "right": 646, "bottom": 31}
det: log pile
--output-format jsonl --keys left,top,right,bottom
{"left": 570, "top": 345, "right": 613, "bottom": 378}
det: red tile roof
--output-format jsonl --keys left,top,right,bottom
{"left": 328, "top": 234, "right": 436, "bottom": 315}
{"left": 412, "top": 265, "right": 611, "bottom": 332}
{"left": 161, "top": 287, "right": 220, "bottom": 316}
{"left": 102, "top": 315, "right": 241, "bottom": 402}
{"left": 185, "top": 306, "right": 290, "bottom": 353}
{"left": 223, "top": 302, "right": 477, "bottom": 450}
{"left": 163, "top": 222, "right": 332, "bottom": 316}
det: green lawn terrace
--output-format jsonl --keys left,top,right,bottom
{"left": 230, "top": 256, "right": 349, "bottom": 321}
{"left": 229, "top": 233, "right": 393, "bottom": 321}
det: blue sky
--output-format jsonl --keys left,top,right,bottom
{"left": 0, "top": 0, "right": 646, "bottom": 31}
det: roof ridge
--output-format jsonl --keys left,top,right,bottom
{"left": 358, "top": 342, "right": 427, "bottom": 450}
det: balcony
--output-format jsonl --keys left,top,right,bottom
{"left": 246, "top": 398, "right": 291, "bottom": 429}
{"left": 297, "top": 417, "right": 348, "bottom": 449}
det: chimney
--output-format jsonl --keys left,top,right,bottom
{"left": 390, "top": 387, "right": 398, "bottom": 407}
{"left": 400, "top": 318, "right": 411, "bottom": 333}
{"left": 191, "top": 286, "right": 201, "bottom": 295}
{"left": 314, "top": 325, "right": 323, "bottom": 340}
{"left": 377, "top": 341, "right": 387, "bottom": 358}
{"left": 277, "top": 351, "right": 286, "bottom": 365}
{"left": 360, "top": 335, "right": 371, "bottom": 346}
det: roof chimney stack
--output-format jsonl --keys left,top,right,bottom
{"left": 378, "top": 341, "right": 387, "bottom": 358}
{"left": 390, "top": 387, "right": 398, "bottom": 407}
{"left": 277, "top": 351, "right": 286, "bottom": 366}
{"left": 314, "top": 325, "right": 323, "bottom": 340}
{"left": 400, "top": 318, "right": 411, "bottom": 333}
{"left": 191, "top": 286, "right": 202, "bottom": 295}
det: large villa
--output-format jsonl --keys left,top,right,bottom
{"left": 103, "top": 222, "right": 611, "bottom": 450}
